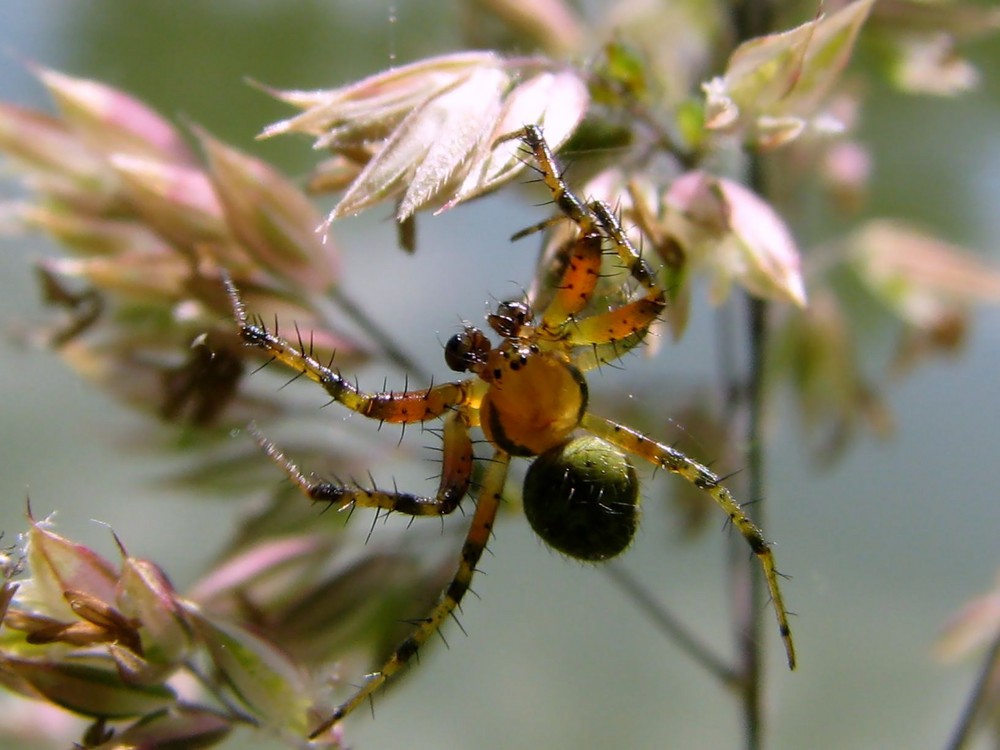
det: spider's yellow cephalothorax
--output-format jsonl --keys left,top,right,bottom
{"left": 227, "top": 124, "right": 795, "bottom": 740}
{"left": 450, "top": 314, "right": 588, "bottom": 457}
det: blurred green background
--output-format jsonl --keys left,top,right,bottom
{"left": 1, "top": 3, "right": 999, "bottom": 749}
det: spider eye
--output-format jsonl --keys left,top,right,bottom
{"left": 444, "top": 333, "right": 472, "bottom": 372}
{"left": 522, "top": 436, "right": 639, "bottom": 561}
{"left": 444, "top": 328, "right": 489, "bottom": 372}
{"left": 488, "top": 300, "right": 532, "bottom": 338}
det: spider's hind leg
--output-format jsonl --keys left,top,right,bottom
{"left": 580, "top": 412, "right": 797, "bottom": 670}
{"left": 249, "top": 411, "right": 474, "bottom": 518}
{"left": 309, "top": 449, "right": 512, "bottom": 739}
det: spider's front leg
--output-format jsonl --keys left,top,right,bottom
{"left": 500, "top": 125, "right": 667, "bottom": 346}
{"left": 225, "top": 275, "right": 471, "bottom": 423}
{"left": 501, "top": 125, "right": 661, "bottom": 294}
{"left": 580, "top": 412, "right": 797, "bottom": 670}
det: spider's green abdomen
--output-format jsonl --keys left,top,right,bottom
{"left": 523, "top": 436, "right": 640, "bottom": 561}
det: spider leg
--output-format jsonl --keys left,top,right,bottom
{"left": 537, "top": 230, "right": 604, "bottom": 335}
{"left": 561, "top": 280, "right": 664, "bottom": 372}
{"left": 249, "top": 411, "right": 474, "bottom": 516}
{"left": 510, "top": 213, "right": 564, "bottom": 242}
{"left": 500, "top": 125, "right": 594, "bottom": 229}
{"left": 505, "top": 126, "right": 659, "bottom": 295}
{"left": 225, "top": 276, "right": 472, "bottom": 423}
{"left": 500, "top": 125, "right": 608, "bottom": 334}
{"left": 571, "top": 333, "right": 648, "bottom": 372}
{"left": 504, "top": 127, "right": 662, "bottom": 297}
{"left": 505, "top": 126, "right": 795, "bottom": 664}
{"left": 564, "top": 293, "right": 665, "bottom": 349}
{"left": 503, "top": 126, "right": 667, "bottom": 353}
{"left": 309, "top": 449, "right": 512, "bottom": 739}
{"left": 580, "top": 412, "right": 797, "bottom": 670}
{"left": 567, "top": 197, "right": 670, "bottom": 353}
{"left": 588, "top": 199, "right": 659, "bottom": 292}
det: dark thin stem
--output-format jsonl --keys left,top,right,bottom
{"left": 603, "top": 562, "right": 739, "bottom": 687}
{"left": 727, "top": 3, "right": 776, "bottom": 749}
{"left": 714, "top": 288, "right": 761, "bottom": 742}
{"left": 943, "top": 632, "right": 1000, "bottom": 750}
{"left": 714, "top": 299, "right": 742, "bottom": 415}
{"left": 736, "top": 293, "right": 769, "bottom": 750}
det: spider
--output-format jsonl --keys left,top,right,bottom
{"left": 225, "top": 124, "right": 795, "bottom": 739}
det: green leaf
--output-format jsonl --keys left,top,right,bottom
{"left": 4, "top": 657, "right": 175, "bottom": 718}
{"left": 706, "top": 0, "right": 875, "bottom": 144}
{"left": 187, "top": 608, "right": 312, "bottom": 733}
{"left": 22, "top": 518, "right": 118, "bottom": 622}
